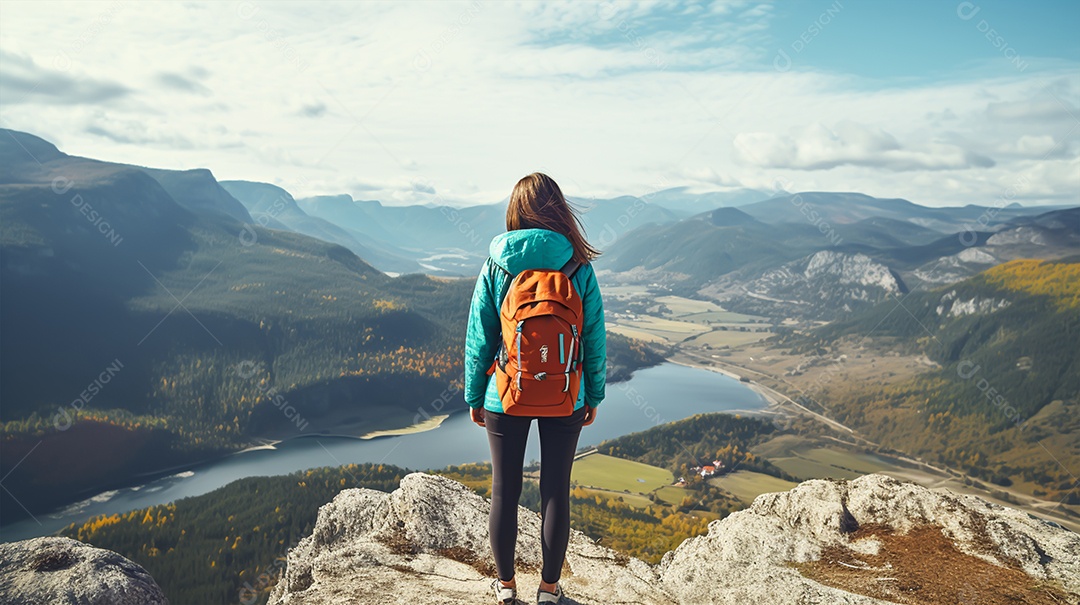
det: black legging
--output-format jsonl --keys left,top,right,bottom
{"left": 485, "top": 406, "right": 587, "bottom": 584}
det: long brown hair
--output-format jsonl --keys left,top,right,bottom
{"left": 506, "top": 172, "right": 600, "bottom": 264}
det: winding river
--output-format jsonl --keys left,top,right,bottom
{"left": 0, "top": 362, "right": 768, "bottom": 542}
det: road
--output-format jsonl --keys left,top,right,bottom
{"left": 668, "top": 347, "right": 1080, "bottom": 533}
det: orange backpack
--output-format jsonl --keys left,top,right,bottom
{"left": 488, "top": 258, "right": 584, "bottom": 416}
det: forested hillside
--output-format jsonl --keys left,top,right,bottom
{"left": 791, "top": 259, "right": 1080, "bottom": 499}
{"left": 0, "top": 130, "right": 661, "bottom": 523}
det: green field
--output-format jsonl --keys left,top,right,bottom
{"left": 679, "top": 311, "right": 765, "bottom": 323}
{"left": 770, "top": 448, "right": 894, "bottom": 481}
{"left": 654, "top": 484, "right": 694, "bottom": 506}
{"left": 751, "top": 435, "right": 898, "bottom": 482}
{"left": 655, "top": 296, "right": 765, "bottom": 322}
{"left": 605, "top": 293, "right": 767, "bottom": 346}
{"left": 571, "top": 453, "right": 674, "bottom": 494}
{"left": 708, "top": 470, "right": 799, "bottom": 504}
{"left": 749, "top": 434, "right": 809, "bottom": 458}
{"left": 654, "top": 295, "right": 725, "bottom": 315}
{"left": 606, "top": 319, "right": 709, "bottom": 345}
{"left": 578, "top": 487, "right": 655, "bottom": 508}
{"left": 684, "top": 329, "right": 773, "bottom": 348}
{"left": 606, "top": 323, "right": 670, "bottom": 344}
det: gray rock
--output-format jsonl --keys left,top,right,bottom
{"left": 0, "top": 536, "right": 167, "bottom": 605}
{"left": 269, "top": 472, "right": 1080, "bottom": 605}
{"left": 269, "top": 472, "right": 668, "bottom": 604}
{"left": 659, "top": 473, "right": 1080, "bottom": 604}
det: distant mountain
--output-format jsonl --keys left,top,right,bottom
{"left": 0, "top": 129, "right": 470, "bottom": 521}
{"left": 600, "top": 193, "right": 1079, "bottom": 320}
{"left": 142, "top": 168, "right": 253, "bottom": 224}
{"left": 740, "top": 192, "right": 1067, "bottom": 233}
{"left": 296, "top": 193, "right": 684, "bottom": 275}
{"left": 641, "top": 186, "right": 774, "bottom": 215}
{"left": 703, "top": 251, "right": 905, "bottom": 320}
{"left": 297, "top": 195, "right": 503, "bottom": 274}
{"left": 596, "top": 208, "right": 817, "bottom": 287}
{"left": 220, "top": 181, "right": 422, "bottom": 274}
{"left": 708, "top": 206, "right": 764, "bottom": 227}
{"left": 834, "top": 216, "right": 944, "bottom": 248}
{"left": 909, "top": 207, "right": 1080, "bottom": 287}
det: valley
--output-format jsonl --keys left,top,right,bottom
{"left": 1, "top": 127, "right": 1076, "bottom": 603}
{"left": 590, "top": 277, "right": 1080, "bottom": 533}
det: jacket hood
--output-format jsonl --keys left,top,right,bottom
{"left": 489, "top": 228, "right": 573, "bottom": 275}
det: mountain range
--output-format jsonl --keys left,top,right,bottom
{"left": 147, "top": 163, "right": 1078, "bottom": 326}
{"left": 0, "top": 129, "right": 469, "bottom": 521}
{"left": 2, "top": 126, "right": 1077, "bottom": 524}
{"left": 602, "top": 195, "right": 1079, "bottom": 320}
{"left": 0, "top": 129, "right": 664, "bottom": 524}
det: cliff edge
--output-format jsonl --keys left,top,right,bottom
{"left": 268, "top": 472, "right": 1080, "bottom": 605}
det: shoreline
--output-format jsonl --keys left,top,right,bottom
{"left": 666, "top": 356, "right": 783, "bottom": 410}
{"left": 0, "top": 361, "right": 668, "bottom": 532}
{"left": 236, "top": 412, "right": 454, "bottom": 452}
{"left": 359, "top": 414, "right": 449, "bottom": 439}
{"left": 4, "top": 364, "right": 666, "bottom": 529}
{"left": 1, "top": 411, "right": 460, "bottom": 532}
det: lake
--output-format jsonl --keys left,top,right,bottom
{"left": 0, "top": 362, "right": 767, "bottom": 542}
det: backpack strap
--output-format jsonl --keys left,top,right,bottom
{"left": 491, "top": 257, "right": 513, "bottom": 305}
{"left": 491, "top": 258, "right": 513, "bottom": 371}
{"left": 559, "top": 258, "right": 582, "bottom": 279}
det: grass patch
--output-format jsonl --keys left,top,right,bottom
{"left": 799, "top": 448, "right": 894, "bottom": 475}
{"left": 654, "top": 295, "right": 725, "bottom": 315}
{"left": 707, "top": 470, "right": 798, "bottom": 504}
{"left": 684, "top": 329, "right": 772, "bottom": 348}
{"left": 578, "top": 487, "right": 655, "bottom": 509}
{"left": 753, "top": 437, "right": 896, "bottom": 482}
{"left": 605, "top": 323, "right": 673, "bottom": 344}
{"left": 618, "top": 315, "right": 710, "bottom": 334}
{"left": 679, "top": 311, "right": 765, "bottom": 323}
{"left": 571, "top": 453, "right": 673, "bottom": 494}
{"left": 654, "top": 485, "right": 693, "bottom": 506}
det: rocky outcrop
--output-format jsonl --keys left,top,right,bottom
{"left": 267, "top": 472, "right": 667, "bottom": 604}
{"left": 658, "top": 474, "right": 1079, "bottom": 604}
{"left": 935, "top": 289, "right": 1012, "bottom": 317}
{"left": 706, "top": 250, "right": 904, "bottom": 320}
{"left": 0, "top": 536, "right": 167, "bottom": 605}
{"left": 268, "top": 472, "right": 1080, "bottom": 605}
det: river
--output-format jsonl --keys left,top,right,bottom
{"left": 0, "top": 362, "right": 768, "bottom": 542}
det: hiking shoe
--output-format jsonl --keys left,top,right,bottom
{"left": 491, "top": 578, "right": 517, "bottom": 604}
{"left": 536, "top": 583, "right": 564, "bottom": 604}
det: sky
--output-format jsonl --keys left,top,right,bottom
{"left": 1, "top": 0, "right": 1078, "bottom": 208}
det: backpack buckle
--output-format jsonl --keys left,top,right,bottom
{"left": 498, "top": 343, "right": 508, "bottom": 371}
{"left": 534, "top": 372, "right": 547, "bottom": 381}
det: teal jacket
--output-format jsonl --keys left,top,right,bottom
{"left": 465, "top": 228, "right": 606, "bottom": 413}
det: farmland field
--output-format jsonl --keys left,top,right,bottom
{"left": 683, "top": 329, "right": 773, "bottom": 348}
{"left": 654, "top": 484, "right": 693, "bottom": 505}
{"left": 708, "top": 470, "right": 799, "bottom": 504}
{"left": 577, "top": 487, "right": 654, "bottom": 508}
{"left": 571, "top": 453, "right": 674, "bottom": 494}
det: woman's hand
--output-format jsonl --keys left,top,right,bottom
{"left": 471, "top": 406, "right": 486, "bottom": 427}
{"left": 582, "top": 405, "right": 597, "bottom": 426}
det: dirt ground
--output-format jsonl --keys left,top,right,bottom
{"left": 797, "top": 525, "right": 1076, "bottom": 604}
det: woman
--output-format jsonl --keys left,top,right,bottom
{"left": 464, "top": 172, "right": 606, "bottom": 605}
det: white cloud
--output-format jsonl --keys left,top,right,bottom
{"left": 733, "top": 121, "right": 995, "bottom": 171}
{"left": 155, "top": 72, "right": 211, "bottom": 96}
{"left": 0, "top": 50, "right": 129, "bottom": 105}
{"left": 0, "top": 0, "right": 1076, "bottom": 208}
